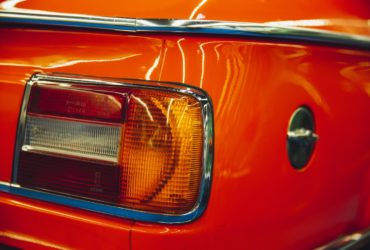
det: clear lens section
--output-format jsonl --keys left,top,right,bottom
{"left": 23, "top": 115, "right": 122, "bottom": 163}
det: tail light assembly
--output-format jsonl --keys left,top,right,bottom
{"left": 7, "top": 73, "right": 213, "bottom": 223}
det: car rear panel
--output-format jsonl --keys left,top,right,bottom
{"left": 0, "top": 3, "right": 369, "bottom": 249}
{"left": 0, "top": 27, "right": 164, "bottom": 249}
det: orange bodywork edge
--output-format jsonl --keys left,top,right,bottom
{"left": 0, "top": 10, "right": 369, "bottom": 50}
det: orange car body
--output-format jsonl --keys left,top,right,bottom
{"left": 0, "top": 0, "right": 369, "bottom": 249}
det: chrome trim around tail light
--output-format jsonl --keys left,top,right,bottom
{"left": 315, "top": 227, "right": 370, "bottom": 250}
{"left": 1, "top": 73, "right": 214, "bottom": 224}
{"left": 0, "top": 10, "right": 369, "bottom": 49}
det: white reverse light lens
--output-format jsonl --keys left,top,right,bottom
{"left": 23, "top": 115, "right": 122, "bottom": 163}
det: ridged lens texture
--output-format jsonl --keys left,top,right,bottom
{"left": 121, "top": 90, "right": 203, "bottom": 214}
{"left": 18, "top": 151, "right": 121, "bottom": 203}
{"left": 18, "top": 82, "right": 126, "bottom": 205}
{"left": 28, "top": 83, "right": 126, "bottom": 122}
{"left": 24, "top": 115, "right": 121, "bottom": 163}
{"left": 18, "top": 81, "right": 204, "bottom": 215}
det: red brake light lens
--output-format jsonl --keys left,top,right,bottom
{"left": 28, "top": 84, "right": 126, "bottom": 122}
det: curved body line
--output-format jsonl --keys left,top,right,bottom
{"left": 0, "top": 10, "right": 369, "bottom": 49}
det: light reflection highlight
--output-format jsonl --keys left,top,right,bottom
{"left": 214, "top": 43, "right": 222, "bottom": 62}
{"left": 7, "top": 199, "right": 129, "bottom": 230}
{"left": 0, "top": 0, "right": 25, "bottom": 10}
{"left": 0, "top": 54, "right": 141, "bottom": 69}
{"left": 264, "top": 18, "right": 370, "bottom": 32}
{"left": 131, "top": 95, "right": 154, "bottom": 122}
{"left": 145, "top": 56, "right": 160, "bottom": 80}
{"left": 0, "top": 230, "right": 68, "bottom": 249}
{"left": 189, "top": 0, "right": 207, "bottom": 20}
{"left": 265, "top": 19, "right": 331, "bottom": 27}
{"left": 166, "top": 98, "right": 174, "bottom": 125}
{"left": 199, "top": 43, "right": 206, "bottom": 88}
{"left": 177, "top": 38, "right": 186, "bottom": 83}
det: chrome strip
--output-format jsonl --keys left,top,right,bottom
{"left": 0, "top": 183, "right": 206, "bottom": 223}
{"left": 0, "top": 10, "right": 136, "bottom": 31}
{"left": 5, "top": 73, "right": 214, "bottom": 224}
{"left": 0, "top": 10, "right": 369, "bottom": 49}
{"left": 315, "top": 227, "right": 370, "bottom": 250}
{"left": 12, "top": 74, "right": 36, "bottom": 182}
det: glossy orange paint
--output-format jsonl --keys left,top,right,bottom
{"left": 0, "top": 27, "right": 163, "bottom": 249}
{"left": 0, "top": 192, "right": 133, "bottom": 249}
{"left": 131, "top": 37, "right": 370, "bottom": 249}
{"left": 140, "top": 38, "right": 370, "bottom": 249}
{"left": 0, "top": 27, "right": 164, "bottom": 182}
{"left": 0, "top": 23, "right": 369, "bottom": 249}
{"left": 0, "top": 0, "right": 369, "bottom": 35}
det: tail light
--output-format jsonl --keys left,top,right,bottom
{"left": 12, "top": 74, "right": 213, "bottom": 223}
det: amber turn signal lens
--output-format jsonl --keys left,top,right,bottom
{"left": 121, "top": 90, "right": 203, "bottom": 214}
